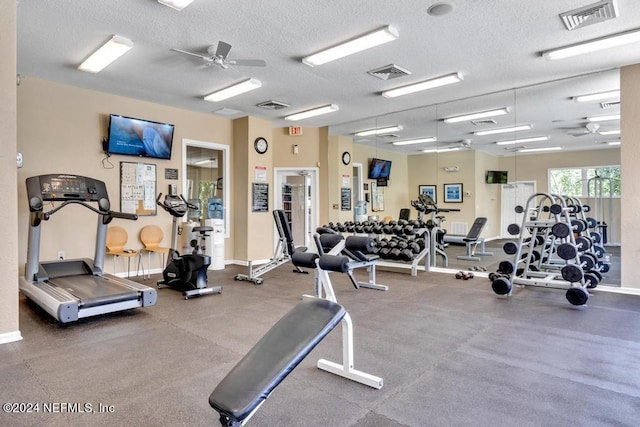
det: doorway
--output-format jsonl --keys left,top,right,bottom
{"left": 500, "top": 181, "right": 536, "bottom": 238}
{"left": 275, "top": 168, "right": 319, "bottom": 251}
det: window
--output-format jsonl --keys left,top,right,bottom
{"left": 548, "top": 166, "right": 621, "bottom": 197}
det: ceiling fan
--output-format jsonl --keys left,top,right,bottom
{"left": 567, "top": 122, "right": 600, "bottom": 137}
{"left": 171, "top": 41, "right": 266, "bottom": 69}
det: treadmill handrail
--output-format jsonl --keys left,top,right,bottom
{"left": 38, "top": 199, "right": 137, "bottom": 221}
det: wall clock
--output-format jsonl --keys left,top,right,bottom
{"left": 254, "top": 137, "right": 268, "bottom": 154}
{"left": 342, "top": 151, "right": 351, "bottom": 165}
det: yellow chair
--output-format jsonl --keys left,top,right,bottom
{"left": 140, "top": 225, "right": 170, "bottom": 278}
{"left": 106, "top": 226, "right": 142, "bottom": 278}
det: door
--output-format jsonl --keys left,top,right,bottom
{"left": 275, "top": 168, "right": 318, "bottom": 251}
{"left": 500, "top": 181, "right": 536, "bottom": 238}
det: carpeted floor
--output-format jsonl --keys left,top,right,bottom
{"left": 2, "top": 264, "right": 639, "bottom": 426}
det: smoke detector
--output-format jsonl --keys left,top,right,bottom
{"left": 560, "top": 0, "right": 619, "bottom": 31}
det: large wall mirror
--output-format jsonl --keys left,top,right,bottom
{"left": 182, "top": 139, "right": 230, "bottom": 239}
{"left": 331, "top": 69, "right": 621, "bottom": 286}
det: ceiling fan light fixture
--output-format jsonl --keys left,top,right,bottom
{"left": 496, "top": 136, "right": 549, "bottom": 145}
{"left": 302, "top": 25, "right": 399, "bottom": 67}
{"left": 284, "top": 104, "right": 339, "bottom": 121}
{"left": 204, "top": 78, "right": 262, "bottom": 102}
{"left": 474, "top": 124, "right": 532, "bottom": 136}
{"left": 443, "top": 108, "right": 510, "bottom": 124}
{"left": 517, "top": 146, "right": 562, "bottom": 153}
{"left": 158, "top": 0, "right": 194, "bottom": 10}
{"left": 78, "top": 35, "right": 133, "bottom": 73}
{"left": 382, "top": 72, "right": 463, "bottom": 98}
{"left": 392, "top": 137, "right": 437, "bottom": 146}
{"left": 587, "top": 114, "right": 620, "bottom": 122}
{"left": 573, "top": 90, "right": 620, "bottom": 103}
{"left": 542, "top": 28, "right": 640, "bottom": 60}
{"left": 355, "top": 125, "right": 402, "bottom": 137}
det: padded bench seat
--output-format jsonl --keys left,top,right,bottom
{"left": 209, "top": 299, "right": 346, "bottom": 426}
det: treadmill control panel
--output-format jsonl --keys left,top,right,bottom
{"left": 26, "top": 174, "right": 109, "bottom": 207}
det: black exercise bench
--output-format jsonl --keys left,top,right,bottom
{"left": 442, "top": 217, "right": 494, "bottom": 261}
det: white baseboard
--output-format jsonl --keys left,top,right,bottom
{"left": 0, "top": 330, "right": 23, "bottom": 345}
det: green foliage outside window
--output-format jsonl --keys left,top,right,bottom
{"left": 549, "top": 166, "right": 621, "bottom": 197}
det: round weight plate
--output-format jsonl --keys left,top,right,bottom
{"left": 551, "top": 222, "right": 571, "bottom": 238}
{"left": 590, "top": 232, "right": 601, "bottom": 244}
{"left": 503, "top": 241, "right": 519, "bottom": 255}
{"left": 593, "top": 245, "right": 605, "bottom": 258}
{"left": 579, "top": 254, "right": 595, "bottom": 270}
{"left": 514, "top": 205, "right": 524, "bottom": 214}
{"left": 586, "top": 217, "right": 597, "bottom": 229}
{"left": 575, "top": 236, "right": 592, "bottom": 251}
{"left": 571, "top": 219, "right": 585, "bottom": 233}
{"left": 557, "top": 243, "right": 578, "bottom": 260}
{"left": 586, "top": 269, "right": 603, "bottom": 282}
{"left": 566, "top": 287, "right": 589, "bottom": 306}
{"left": 582, "top": 205, "right": 591, "bottom": 213}
{"left": 550, "top": 204, "right": 563, "bottom": 215}
{"left": 561, "top": 264, "right": 584, "bottom": 282}
{"left": 507, "top": 223, "right": 520, "bottom": 236}
{"left": 492, "top": 276, "right": 512, "bottom": 295}
{"left": 598, "top": 262, "right": 610, "bottom": 273}
{"left": 498, "top": 260, "right": 515, "bottom": 274}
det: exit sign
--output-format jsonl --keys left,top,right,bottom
{"left": 289, "top": 126, "right": 303, "bottom": 136}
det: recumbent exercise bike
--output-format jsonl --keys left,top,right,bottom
{"left": 156, "top": 193, "right": 222, "bottom": 299}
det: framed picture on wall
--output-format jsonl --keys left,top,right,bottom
{"left": 444, "top": 183, "right": 463, "bottom": 203}
{"left": 418, "top": 185, "right": 436, "bottom": 203}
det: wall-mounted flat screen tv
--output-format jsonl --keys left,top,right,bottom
{"left": 485, "top": 170, "right": 508, "bottom": 184}
{"left": 105, "top": 114, "right": 174, "bottom": 160}
{"left": 368, "top": 158, "right": 392, "bottom": 179}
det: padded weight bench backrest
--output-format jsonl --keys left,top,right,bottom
{"left": 464, "top": 217, "right": 487, "bottom": 242}
{"left": 273, "top": 210, "right": 296, "bottom": 255}
{"left": 209, "top": 299, "right": 346, "bottom": 426}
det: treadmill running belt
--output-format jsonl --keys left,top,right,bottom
{"left": 46, "top": 275, "right": 139, "bottom": 308}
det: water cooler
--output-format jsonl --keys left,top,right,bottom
{"left": 355, "top": 201, "right": 368, "bottom": 222}
{"left": 205, "top": 218, "right": 225, "bottom": 270}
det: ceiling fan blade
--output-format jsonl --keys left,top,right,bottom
{"left": 228, "top": 59, "right": 267, "bottom": 67}
{"left": 170, "top": 48, "right": 213, "bottom": 62}
{"left": 216, "top": 41, "right": 232, "bottom": 59}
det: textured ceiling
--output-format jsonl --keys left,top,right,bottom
{"left": 16, "top": 0, "right": 640, "bottom": 156}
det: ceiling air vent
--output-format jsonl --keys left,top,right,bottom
{"left": 600, "top": 100, "right": 620, "bottom": 109}
{"left": 560, "top": 0, "right": 619, "bottom": 31}
{"left": 471, "top": 119, "right": 497, "bottom": 126}
{"left": 367, "top": 64, "right": 411, "bottom": 80}
{"left": 256, "top": 100, "right": 290, "bottom": 110}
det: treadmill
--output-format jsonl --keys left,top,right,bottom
{"left": 19, "top": 174, "right": 157, "bottom": 323}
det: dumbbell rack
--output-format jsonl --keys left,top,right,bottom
{"left": 492, "top": 192, "right": 592, "bottom": 306}
{"left": 374, "top": 226, "right": 430, "bottom": 276}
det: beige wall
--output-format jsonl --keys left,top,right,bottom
{"left": 1, "top": 1, "right": 19, "bottom": 338}
{"left": 17, "top": 78, "right": 234, "bottom": 275}
{"left": 621, "top": 64, "right": 640, "bottom": 288}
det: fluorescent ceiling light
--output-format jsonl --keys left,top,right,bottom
{"left": 355, "top": 125, "right": 402, "bottom": 137}
{"left": 606, "top": 141, "right": 621, "bottom": 146}
{"left": 474, "top": 124, "right": 532, "bottom": 136}
{"left": 422, "top": 147, "right": 461, "bottom": 153}
{"left": 382, "top": 72, "right": 463, "bottom": 98}
{"left": 542, "top": 28, "right": 640, "bottom": 60}
{"left": 573, "top": 90, "right": 620, "bottom": 103}
{"left": 158, "top": 0, "right": 194, "bottom": 10}
{"left": 443, "top": 108, "right": 510, "bottom": 124}
{"left": 599, "top": 129, "right": 621, "bottom": 135}
{"left": 78, "top": 35, "right": 133, "bottom": 73}
{"left": 392, "top": 137, "right": 437, "bottom": 146}
{"left": 194, "top": 158, "right": 213, "bottom": 165}
{"left": 284, "top": 104, "right": 339, "bottom": 121}
{"left": 517, "top": 146, "right": 562, "bottom": 153}
{"left": 302, "top": 25, "right": 398, "bottom": 67}
{"left": 496, "top": 136, "right": 549, "bottom": 146}
{"left": 587, "top": 114, "right": 620, "bottom": 122}
{"left": 204, "top": 78, "right": 262, "bottom": 102}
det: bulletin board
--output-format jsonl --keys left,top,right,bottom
{"left": 120, "top": 161, "right": 157, "bottom": 216}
